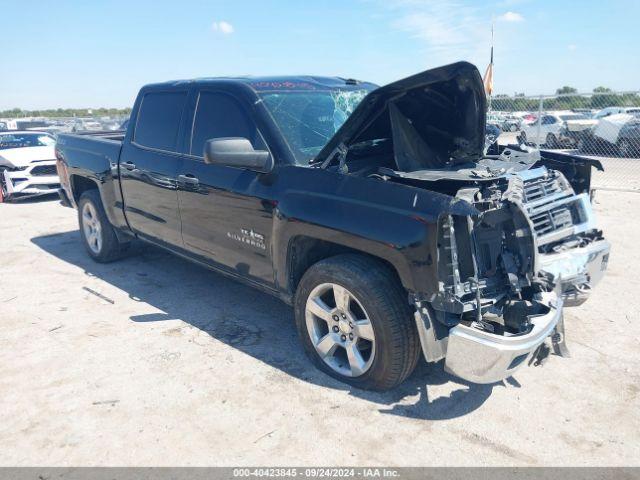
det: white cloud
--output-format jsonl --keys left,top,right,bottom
{"left": 568, "top": 44, "right": 577, "bottom": 51}
{"left": 211, "top": 20, "right": 234, "bottom": 34}
{"left": 389, "top": 0, "right": 488, "bottom": 60}
{"left": 382, "top": 0, "right": 530, "bottom": 88}
{"left": 497, "top": 11, "right": 524, "bottom": 22}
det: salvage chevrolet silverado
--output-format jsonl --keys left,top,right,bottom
{"left": 55, "top": 62, "right": 610, "bottom": 390}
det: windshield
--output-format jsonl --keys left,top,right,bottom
{"left": 0, "top": 133, "right": 55, "bottom": 150}
{"left": 259, "top": 89, "right": 372, "bottom": 164}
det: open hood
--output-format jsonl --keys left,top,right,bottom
{"left": 316, "top": 61, "right": 487, "bottom": 171}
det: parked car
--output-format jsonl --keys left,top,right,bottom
{"left": 502, "top": 114, "right": 522, "bottom": 132}
{"left": 518, "top": 112, "right": 596, "bottom": 148}
{"left": 0, "top": 131, "right": 59, "bottom": 202}
{"left": 579, "top": 112, "right": 640, "bottom": 157}
{"left": 71, "top": 119, "right": 103, "bottom": 132}
{"left": 55, "top": 62, "right": 609, "bottom": 390}
{"left": 618, "top": 114, "right": 640, "bottom": 157}
{"left": 489, "top": 113, "right": 522, "bottom": 132}
{"left": 594, "top": 106, "right": 640, "bottom": 119}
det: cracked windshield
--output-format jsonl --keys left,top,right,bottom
{"left": 260, "top": 89, "right": 371, "bottom": 164}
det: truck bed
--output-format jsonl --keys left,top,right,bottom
{"left": 67, "top": 130, "right": 126, "bottom": 141}
{"left": 56, "top": 131, "right": 124, "bottom": 172}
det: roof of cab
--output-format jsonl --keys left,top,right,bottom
{"left": 142, "top": 75, "right": 378, "bottom": 92}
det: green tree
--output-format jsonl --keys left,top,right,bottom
{"left": 556, "top": 86, "right": 578, "bottom": 95}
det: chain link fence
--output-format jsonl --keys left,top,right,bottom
{"left": 490, "top": 91, "right": 640, "bottom": 191}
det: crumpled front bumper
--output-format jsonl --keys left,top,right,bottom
{"left": 539, "top": 238, "right": 610, "bottom": 306}
{"left": 2, "top": 161, "right": 60, "bottom": 197}
{"left": 443, "top": 291, "right": 563, "bottom": 384}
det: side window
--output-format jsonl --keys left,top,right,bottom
{"left": 190, "top": 91, "right": 263, "bottom": 157}
{"left": 542, "top": 116, "right": 556, "bottom": 125}
{"left": 134, "top": 91, "right": 187, "bottom": 152}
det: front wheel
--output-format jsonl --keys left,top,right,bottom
{"left": 78, "top": 190, "right": 128, "bottom": 262}
{"left": 0, "top": 171, "right": 10, "bottom": 203}
{"left": 294, "top": 254, "right": 420, "bottom": 391}
{"left": 518, "top": 131, "right": 527, "bottom": 145}
{"left": 545, "top": 133, "right": 559, "bottom": 149}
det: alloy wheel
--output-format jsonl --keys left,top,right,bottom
{"left": 82, "top": 202, "right": 103, "bottom": 254}
{"left": 305, "top": 283, "right": 376, "bottom": 377}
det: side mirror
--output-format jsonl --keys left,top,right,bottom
{"left": 204, "top": 137, "right": 273, "bottom": 173}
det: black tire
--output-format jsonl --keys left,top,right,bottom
{"left": 518, "top": 132, "right": 527, "bottom": 145}
{"left": 294, "top": 254, "right": 420, "bottom": 391}
{"left": 0, "top": 176, "right": 9, "bottom": 203}
{"left": 618, "top": 139, "right": 635, "bottom": 158}
{"left": 545, "top": 133, "right": 559, "bottom": 149}
{"left": 78, "top": 189, "right": 128, "bottom": 263}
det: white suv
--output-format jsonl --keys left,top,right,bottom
{"left": 519, "top": 112, "right": 596, "bottom": 148}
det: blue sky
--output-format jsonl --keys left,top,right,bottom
{"left": 2, "top": 0, "right": 638, "bottom": 109}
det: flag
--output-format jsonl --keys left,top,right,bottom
{"left": 483, "top": 59, "right": 493, "bottom": 97}
{"left": 483, "top": 25, "right": 494, "bottom": 97}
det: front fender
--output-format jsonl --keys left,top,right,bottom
{"left": 269, "top": 166, "right": 475, "bottom": 296}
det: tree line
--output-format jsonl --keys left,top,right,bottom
{"left": 492, "top": 86, "right": 640, "bottom": 112}
{"left": 0, "top": 107, "right": 132, "bottom": 119}
{"left": 3, "top": 86, "right": 639, "bottom": 118}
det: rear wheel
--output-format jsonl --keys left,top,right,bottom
{"left": 545, "top": 133, "right": 559, "bottom": 149}
{"left": 294, "top": 254, "right": 420, "bottom": 391}
{"left": 78, "top": 190, "right": 128, "bottom": 262}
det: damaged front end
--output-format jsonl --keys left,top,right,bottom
{"left": 412, "top": 162, "right": 609, "bottom": 383}
{"left": 314, "top": 62, "right": 610, "bottom": 383}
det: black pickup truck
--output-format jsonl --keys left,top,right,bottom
{"left": 55, "top": 62, "right": 610, "bottom": 391}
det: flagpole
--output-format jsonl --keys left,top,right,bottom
{"left": 482, "top": 22, "right": 495, "bottom": 113}
{"left": 488, "top": 22, "right": 494, "bottom": 113}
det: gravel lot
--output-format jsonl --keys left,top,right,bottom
{"left": 0, "top": 191, "right": 638, "bottom": 466}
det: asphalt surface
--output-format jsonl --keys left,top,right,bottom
{"left": 0, "top": 192, "right": 638, "bottom": 466}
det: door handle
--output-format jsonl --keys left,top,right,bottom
{"left": 178, "top": 174, "right": 200, "bottom": 186}
{"left": 122, "top": 161, "right": 136, "bottom": 170}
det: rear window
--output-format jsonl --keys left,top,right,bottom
{"left": 134, "top": 91, "right": 187, "bottom": 152}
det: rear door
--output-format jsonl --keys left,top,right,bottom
{"left": 176, "top": 89, "right": 276, "bottom": 285}
{"left": 119, "top": 90, "right": 188, "bottom": 246}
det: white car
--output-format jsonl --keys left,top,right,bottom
{"left": 71, "top": 119, "right": 103, "bottom": 132}
{"left": 0, "top": 131, "right": 59, "bottom": 202}
{"left": 519, "top": 112, "right": 596, "bottom": 147}
{"left": 594, "top": 106, "right": 640, "bottom": 119}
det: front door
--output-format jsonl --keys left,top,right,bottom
{"left": 177, "top": 90, "right": 276, "bottom": 285}
{"left": 119, "top": 90, "right": 188, "bottom": 246}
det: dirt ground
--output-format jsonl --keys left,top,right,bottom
{"left": 0, "top": 190, "right": 638, "bottom": 466}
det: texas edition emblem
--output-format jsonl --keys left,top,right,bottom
{"left": 227, "top": 228, "right": 266, "bottom": 250}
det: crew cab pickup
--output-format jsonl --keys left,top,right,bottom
{"left": 55, "top": 62, "right": 610, "bottom": 390}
